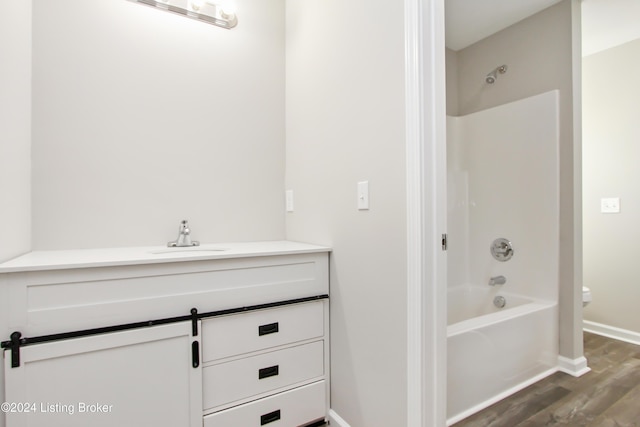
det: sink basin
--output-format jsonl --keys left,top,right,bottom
{"left": 149, "top": 247, "right": 229, "bottom": 255}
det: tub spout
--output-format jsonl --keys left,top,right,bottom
{"left": 489, "top": 275, "right": 506, "bottom": 286}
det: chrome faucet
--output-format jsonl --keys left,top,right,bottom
{"left": 489, "top": 275, "right": 506, "bottom": 286}
{"left": 167, "top": 220, "right": 200, "bottom": 247}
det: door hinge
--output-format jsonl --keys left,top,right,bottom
{"left": 441, "top": 233, "right": 448, "bottom": 251}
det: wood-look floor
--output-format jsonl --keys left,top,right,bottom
{"left": 453, "top": 332, "right": 640, "bottom": 427}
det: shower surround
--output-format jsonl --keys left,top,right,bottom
{"left": 446, "top": 91, "right": 560, "bottom": 424}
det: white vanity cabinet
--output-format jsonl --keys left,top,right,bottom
{"left": 0, "top": 241, "right": 330, "bottom": 427}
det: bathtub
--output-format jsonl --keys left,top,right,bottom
{"left": 447, "top": 286, "right": 558, "bottom": 425}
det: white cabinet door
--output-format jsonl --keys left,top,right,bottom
{"left": 3, "top": 322, "right": 202, "bottom": 427}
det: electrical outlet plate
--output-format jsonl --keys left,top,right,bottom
{"left": 601, "top": 197, "right": 620, "bottom": 214}
{"left": 285, "top": 190, "right": 294, "bottom": 212}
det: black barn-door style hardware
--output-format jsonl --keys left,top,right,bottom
{"left": 1, "top": 294, "right": 329, "bottom": 369}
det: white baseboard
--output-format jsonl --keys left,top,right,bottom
{"left": 584, "top": 320, "right": 640, "bottom": 346}
{"left": 327, "top": 409, "right": 352, "bottom": 427}
{"left": 557, "top": 355, "right": 590, "bottom": 377}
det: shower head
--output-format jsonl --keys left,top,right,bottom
{"left": 485, "top": 64, "right": 508, "bottom": 84}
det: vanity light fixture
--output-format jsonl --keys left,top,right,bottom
{"left": 131, "top": 0, "right": 238, "bottom": 29}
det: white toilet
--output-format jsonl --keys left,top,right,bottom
{"left": 583, "top": 286, "right": 592, "bottom": 307}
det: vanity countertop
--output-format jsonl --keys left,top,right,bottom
{"left": 0, "top": 240, "right": 331, "bottom": 273}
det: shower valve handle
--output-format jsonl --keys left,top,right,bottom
{"left": 490, "top": 238, "right": 514, "bottom": 262}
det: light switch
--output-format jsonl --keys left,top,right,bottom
{"left": 286, "top": 190, "right": 294, "bottom": 212}
{"left": 358, "top": 181, "right": 369, "bottom": 210}
{"left": 601, "top": 197, "right": 620, "bottom": 214}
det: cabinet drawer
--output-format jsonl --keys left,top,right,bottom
{"left": 202, "top": 301, "right": 324, "bottom": 361}
{"left": 203, "top": 381, "right": 326, "bottom": 427}
{"left": 203, "top": 341, "right": 324, "bottom": 411}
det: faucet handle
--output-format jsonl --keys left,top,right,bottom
{"left": 490, "top": 238, "right": 514, "bottom": 262}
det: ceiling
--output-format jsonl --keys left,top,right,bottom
{"left": 445, "top": 0, "right": 563, "bottom": 51}
{"left": 445, "top": 0, "right": 640, "bottom": 56}
{"left": 581, "top": 0, "right": 640, "bottom": 56}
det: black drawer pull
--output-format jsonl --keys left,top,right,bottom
{"left": 258, "top": 365, "right": 279, "bottom": 379}
{"left": 258, "top": 322, "right": 279, "bottom": 336}
{"left": 260, "top": 409, "right": 281, "bottom": 425}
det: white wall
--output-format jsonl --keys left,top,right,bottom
{"left": 31, "top": 0, "right": 286, "bottom": 250}
{"left": 446, "top": 48, "right": 459, "bottom": 116}
{"left": 448, "top": 0, "right": 583, "bottom": 360}
{"left": 0, "top": 1, "right": 33, "bottom": 420}
{"left": 446, "top": 117, "right": 469, "bottom": 289}
{"left": 583, "top": 38, "right": 640, "bottom": 333}
{"left": 0, "top": 0, "right": 32, "bottom": 262}
{"left": 448, "top": 92, "right": 559, "bottom": 301}
{"left": 285, "top": 0, "right": 407, "bottom": 425}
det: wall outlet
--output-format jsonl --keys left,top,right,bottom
{"left": 285, "top": 190, "right": 294, "bottom": 212}
{"left": 600, "top": 197, "right": 620, "bottom": 214}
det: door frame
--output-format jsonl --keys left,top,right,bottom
{"left": 405, "top": 0, "right": 448, "bottom": 425}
